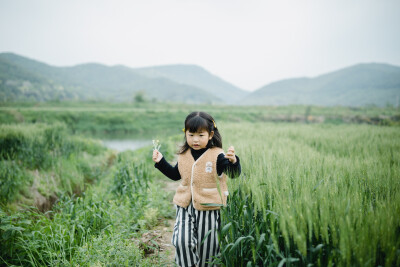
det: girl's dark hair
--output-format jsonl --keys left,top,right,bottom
{"left": 179, "top": 111, "right": 222, "bottom": 154}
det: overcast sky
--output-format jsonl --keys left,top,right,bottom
{"left": 1, "top": 0, "right": 400, "bottom": 91}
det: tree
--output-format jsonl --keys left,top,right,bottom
{"left": 133, "top": 91, "right": 146, "bottom": 103}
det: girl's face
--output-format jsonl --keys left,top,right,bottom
{"left": 186, "top": 129, "right": 214, "bottom": 150}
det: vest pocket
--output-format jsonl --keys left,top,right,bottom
{"left": 199, "top": 183, "right": 225, "bottom": 206}
{"left": 176, "top": 184, "right": 188, "bottom": 193}
{"left": 202, "top": 182, "right": 218, "bottom": 192}
{"left": 173, "top": 183, "right": 191, "bottom": 207}
{"left": 203, "top": 188, "right": 218, "bottom": 192}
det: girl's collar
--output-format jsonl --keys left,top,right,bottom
{"left": 190, "top": 147, "right": 208, "bottom": 153}
{"left": 190, "top": 147, "right": 209, "bottom": 162}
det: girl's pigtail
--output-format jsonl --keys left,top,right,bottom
{"left": 210, "top": 119, "right": 222, "bottom": 149}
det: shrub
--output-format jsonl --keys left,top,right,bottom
{"left": 0, "top": 161, "right": 30, "bottom": 204}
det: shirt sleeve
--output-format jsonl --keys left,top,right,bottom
{"left": 154, "top": 157, "right": 181, "bottom": 181}
{"left": 217, "top": 153, "right": 241, "bottom": 178}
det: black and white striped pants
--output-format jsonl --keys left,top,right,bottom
{"left": 172, "top": 202, "right": 220, "bottom": 267}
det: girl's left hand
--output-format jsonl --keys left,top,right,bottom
{"left": 225, "top": 146, "right": 237, "bottom": 164}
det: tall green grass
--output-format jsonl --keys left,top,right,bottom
{"left": 0, "top": 123, "right": 175, "bottom": 266}
{"left": 217, "top": 122, "right": 400, "bottom": 266}
{"left": 2, "top": 105, "right": 399, "bottom": 266}
{"left": 0, "top": 123, "right": 107, "bottom": 208}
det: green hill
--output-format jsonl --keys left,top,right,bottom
{"left": 135, "top": 64, "right": 247, "bottom": 104}
{"left": 0, "top": 54, "right": 80, "bottom": 102}
{"left": 0, "top": 53, "right": 225, "bottom": 103}
{"left": 2, "top": 52, "right": 399, "bottom": 107}
{"left": 243, "top": 63, "right": 400, "bottom": 107}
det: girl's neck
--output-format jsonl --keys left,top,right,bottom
{"left": 190, "top": 147, "right": 208, "bottom": 161}
{"left": 190, "top": 147, "right": 208, "bottom": 154}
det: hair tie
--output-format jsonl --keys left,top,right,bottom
{"left": 182, "top": 128, "right": 185, "bottom": 132}
{"left": 212, "top": 120, "right": 217, "bottom": 129}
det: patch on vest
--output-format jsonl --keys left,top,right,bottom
{"left": 205, "top": 161, "right": 213, "bottom": 173}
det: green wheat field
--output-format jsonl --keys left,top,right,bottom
{"left": 0, "top": 103, "right": 399, "bottom": 266}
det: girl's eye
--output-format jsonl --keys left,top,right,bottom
{"left": 200, "top": 135, "right": 204, "bottom": 137}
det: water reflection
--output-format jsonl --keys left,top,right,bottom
{"left": 102, "top": 140, "right": 151, "bottom": 152}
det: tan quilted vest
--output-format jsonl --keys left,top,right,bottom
{"left": 173, "top": 147, "right": 228, "bottom": 211}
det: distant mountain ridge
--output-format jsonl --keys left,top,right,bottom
{"left": 135, "top": 64, "right": 246, "bottom": 104}
{"left": 243, "top": 63, "right": 400, "bottom": 106}
{"left": 0, "top": 53, "right": 242, "bottom": 103}
{"left": 1, "top": 52, "right": 399, "bottom": 106}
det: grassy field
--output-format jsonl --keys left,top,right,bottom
{"left": 1, "top": 102, "right": 399, "bottom": 138}
{"left": 0, "top": 123, "right": 175, "bottom": 266}
{"left": 218, "top": 122, "right": 400, "bottom": 266}
{"left": 1, "top": 102, "right": 399, "bottom": 266}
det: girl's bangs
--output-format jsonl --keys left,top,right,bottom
{"left": 186, "top": 116, "right": 209, "bottom": 133}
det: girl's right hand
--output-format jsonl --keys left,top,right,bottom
{"left": 152, "top": 149, "right": 163, "bottom": 163}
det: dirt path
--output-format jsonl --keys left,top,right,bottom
{"left": 157, "top": 180, "right": 178, "bottom": 264}
{"left": 141, "top": 179, "right": 179, "bottom": 266}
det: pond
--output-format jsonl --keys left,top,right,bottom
{"left": 101, "top": 139, "right": 151, "bottom": 152}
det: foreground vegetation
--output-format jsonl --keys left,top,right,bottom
{"left": 216, "top": 122, "right": 400, "bottom": 266}
{"left": 0, "top": 123, "right": 175, "bottom": 266}
{"left": 1, "top": 102, "right": 399, "bottom": 266}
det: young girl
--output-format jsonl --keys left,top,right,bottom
{"left": 152, "top": 111, "right": 241, "bottom": 267}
